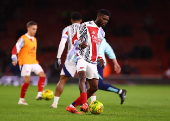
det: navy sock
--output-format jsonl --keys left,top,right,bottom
{"left": 72, "top": 102, "right": 76, "bottom": 107}
{"left": 98, "top": 80, "right": 120, "bottom": 93}
{"left": 97, "top": 64, "right": 120, "bottom": 94}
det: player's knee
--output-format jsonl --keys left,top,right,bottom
{"left": 60, "top": 75, "right": 69, "bottom": 80}
{"left": 24, "top": 77, "right": 30, "bottom": 83}
{"left": 39, "top": 72, "right": 46, "bottom": 77}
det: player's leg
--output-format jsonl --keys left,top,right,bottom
{"left": 97, "top": 64, "right": 120, "bottom": 93}
{"left": 66, "top": 59, "right": 87, "bottom": 114}
{"left": 86, "top": 79, "right": 98, "bottom": 98}
{"left": 55, "top": 75, "right": 69, "bottom": 97}
{"left": 51, "top": 75, "right": 69, "bottom": 108}
{"left": 79, "top": 62, "right": 99, "bottom": 112}
{"left": 18, "top": 65, "right": 32, "bottom": 105}
{"left": 51, "top": 63, "right": 76, "bottom": 108}
{"left": 79, "top": 79, "right": 98, "bottom": 112}
{"left": 66, "top": 70, "right": 86, "bottom": 114}
{"left": 66, "top": 71, "right": 86, "bottom": 114}
{"left": 33, "top": 64, "right": 46, "bottom": 100}
{"left": 97, "top": 64, "right": 127, "bottom": 104}
{"left": 86, "top": 81, "right": 96, "bottom": 102}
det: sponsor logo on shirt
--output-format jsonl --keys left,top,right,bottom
{"left": 92, "top": 35, "right": 102, "bottom": 45}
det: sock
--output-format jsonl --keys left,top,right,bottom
{"left": 80, "top": 92, "right": 87, "bottom": 104}
{"left": 98, "top": 82, "right": 120, "bottom": 94}
{"left": 20, "top": 98, "right": 25, "bottom": 100}
{"left": 72, "top": 96, "right": 82, "bottom": 107}
{"left": 38, "top": 92, "right": 42, "bottom": 95}
{"left": 118, "top": 89, "right": 122, "bottom": 94}
{"left": 20, "top": 82, "right": 29, "bottom": 98}
{"left": 91, "top": 96, "right": 96, "bottom": 103}
{"left": 38, "top": 77, "right": 45, "bottom": 92}
{"left": 53, "top": 96, "right": 60, "bottom": 104}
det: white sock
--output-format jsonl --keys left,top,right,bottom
{"left": 20, "top": 98, "right": 25, "bottom": 100}
{"left": 118, "top": 89, "right": 122, "bottom": 94}
{"left": 38, "top": 92, "right": 42, "bottom": 95}
{"left": 53, "top": 96, "right": 60, "bottom": 104}
{"left": 91, "top": 96, "right": 96, "bottom": 103}
{"left": 69, "top": 104, "right": 75, "bottom": 108}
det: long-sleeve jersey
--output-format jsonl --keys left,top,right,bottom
{"left": 56, "top": 23, "right": 80, "bottom": 63}
{"left": 72, "top": 21, "right": 104, "bottom": 64}
{"left": 99, "top": 38, "right": 116, "bottom": 66}
{"left": 11, "top": 33, "right": 38, "bottom": 66}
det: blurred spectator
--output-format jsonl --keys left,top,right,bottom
{"left": 121, "top": 61, "right": 140, "bottom": 75}
{"left": 130, "top": 42, "right": 152, "bottom": 59}
{"left": 140, "top": 44, "right": 153, "bottom": 59}
{"left": 129, "top": 42, "right": 141, "bottom": 59}
{"left": 121, "top": 61, "right": 132, "bottom": 74}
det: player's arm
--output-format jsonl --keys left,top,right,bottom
{"left": 55, "top": 28, "right": 68, "bottom": 69}
{"left": 105, "top": 41, "right": 121, "bottom": 73}
{"left": 11, "top": 38, "right": 25, "bottom": 66}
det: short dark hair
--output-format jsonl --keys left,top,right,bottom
{"left": 26, "top": 21, "right": 37, "bottom": 28}
{"left": 71, "top": 12, "right": 82, "bottom": 21}
{"left": 98, "top": 9, "right": 110, "bottom": 16}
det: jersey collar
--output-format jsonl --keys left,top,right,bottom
{"left": 25, "top": 33, "right": 34, "bottom": 41}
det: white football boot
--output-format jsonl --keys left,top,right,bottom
{"left": 18, "top": 98, "right": 28, "bottom": 105}
{"left": 50, "top": 103, "right": 58, "bottom": 108}
{"left": 36, "top": 92, "right": 43, "bottom": 100}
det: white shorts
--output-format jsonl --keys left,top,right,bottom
{"left": 76, "top": 59, "right": 99, "bottom": 80}
{"left": 20, "top": 64, "right": 44, "bottom": 77}
{"left": 60, "top": 62, "right": 76, "bottom": 77}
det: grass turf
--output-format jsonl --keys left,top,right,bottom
{"left": 0, "top": 84, "right": 170, "bottom": 121}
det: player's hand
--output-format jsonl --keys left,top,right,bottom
{"left": 98, "top": 59, "right": 105, "bottom": 67}
{"left": 55, "top": 58, "right": 61, "bottom": 70}
{"left": 79, "top": 42, "right": 87, "bottom": 49}
{"left": 12, "top": 60, "right": 17, "bottom": 66}
{"left": 113, "top": 63, "right": 121, "bottom": 73}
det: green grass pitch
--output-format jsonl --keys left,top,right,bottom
{"left": 0, "top": 84, "right": 170, "bottom": 121}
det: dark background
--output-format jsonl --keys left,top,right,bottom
{"left": 0, "top": 0, "right": 170, "bottom": 81}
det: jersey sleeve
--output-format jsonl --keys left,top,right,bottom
{"left": 11, "top": 38, "right": 25, "bottom": 61}
{"left": 105, "top": 41, "right": 116, "bottom": 59}
{"left": 56, "top": 27, "right": 68, "bottom": 58}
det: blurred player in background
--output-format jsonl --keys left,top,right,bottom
{"left": 66, "top": 9, "right": 109, "bottom": 114}
{"left": 11, "top": 21, "right": 46, "bottom": 105}
{"left": 88, "top": 38, "right": 127, "bottom": 105}
{"left": 50, "top": 12, "right": 82, "bottom": 109}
